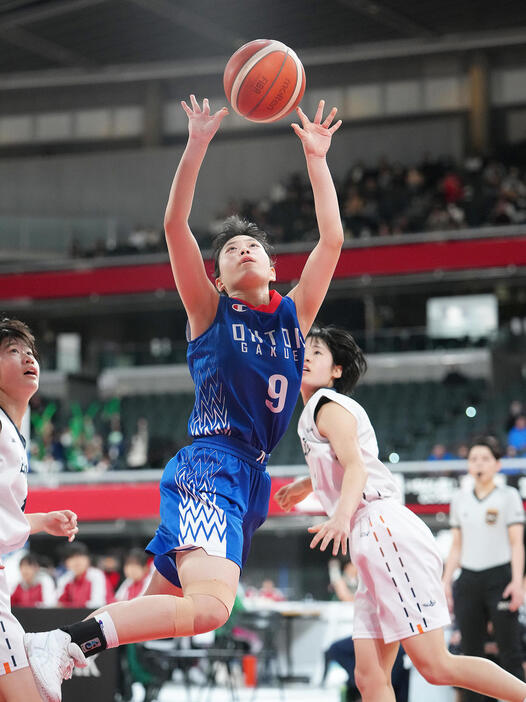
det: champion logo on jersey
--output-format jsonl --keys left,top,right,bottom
{"left": 232, "top": 303, "right": 247, "bottom": 312}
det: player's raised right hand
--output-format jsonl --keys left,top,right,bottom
{"left": 181, "top": 95, "right": 228, "bottom": 144}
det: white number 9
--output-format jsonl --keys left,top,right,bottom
{"left": 265, "top": 374, "right": 288, "bottom": 414}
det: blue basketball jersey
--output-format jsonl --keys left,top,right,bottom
{"left": 187, "top": 290, "right": 304, "bottom": 455}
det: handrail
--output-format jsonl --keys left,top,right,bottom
{"left": 0, "top": 224, "right": 524, "bottom": 275}
{"left": 27, "top": 458, "right": 526, "bottom": 487}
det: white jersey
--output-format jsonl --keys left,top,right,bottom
{"left": 449, "top": 485, "right": 524, "bottom": 571}
{"left": 299, "top": 388, "right": 450, "bottom": 642}
{"left": 0, "top": 408, "right": 30, "bottom": 555}
{"left": 298, "top": 388, "right": 402, "bottom": 518}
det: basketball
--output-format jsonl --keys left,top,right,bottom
{"left": 223, "top": 39, "right": 306, "bottom": 123}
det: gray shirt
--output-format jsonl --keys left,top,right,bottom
{"left": 450, "top": 484, "right": 524, "bottom": 571}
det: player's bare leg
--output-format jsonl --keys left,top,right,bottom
{"left": 143, "top": 568, "right": 183, "bottom": 596}
{"left": 354, "top": 637, "right": 399, "bottom": 702}
{"left": 0, "top": 665, "right": 48, "bottom": 702}
{"left": 86, "top": 548, "right": 240, "bottom": 643}
{"left": 25, "top": 549, "right": 240, "bottom": 702}
{"left": 402, "top": 627, "right": 526, "bottom": 702}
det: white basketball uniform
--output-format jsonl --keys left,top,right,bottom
{"left": 298, "top": 388, "right": 450, "bottom": 643}
{"left": 0, "top": 407, "right": 30, "bottom": 675}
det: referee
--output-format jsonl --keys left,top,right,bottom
{"left": 443, "top": 436, "right": 525, "bottom": 702}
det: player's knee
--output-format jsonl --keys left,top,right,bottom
{"left": 354, "top": 663, "right": 390, "bottom": 695}
{"left": 413, "top": 657, "right": 451, "bottom": 686}
{"left": 172, "top": 579, "right": 235, "bottom": 637}
{"left": 191, "top": 594, "right": 230, "bottom": 634}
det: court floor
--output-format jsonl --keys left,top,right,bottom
{"left": 131, "top": 681, "right": 342, "bottom": 702}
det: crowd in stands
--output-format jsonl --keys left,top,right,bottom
{"left": 29, "top": 388, "right": 526, "bottom": 473}
{"left": 427, "top": 399, "right": 526, "bottom": 461}
{"left": 29, "top": 395, "right": 150, "bottom": 474}
{"left": 8, "top": 543, "right": 286, "bottom": 611}
{"left": 217, "top": 155, "right": 526, "bottom": 245}
{"left": 9, "top": 543, "right": 151, "bottom": 609}
{"left": 70, "top": 155, "right": 526, "bottom": 258}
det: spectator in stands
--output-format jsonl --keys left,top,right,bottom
{"left": 455, "top": 444, "right": 469, "bottom": 460}
{"left": 107, "top": 414, "right": 125, "bottom": 469}
{"left": 98, "top": 552, "right": 122, "bottom": 593}
{"left": 328, "top": 558, "right": 358, "bottom": 602}
{"left": 507, "top": 401, "right": 525, "bottom": 433}
{"left": 11, "top": 554, "right": 57, "bottom": 608}
{"left": 508, "top": 414, "right": 526, "bottom": 456}
{"left": 126, "top": 418, "right": 149, "bottom": 469}
{"left": 57, "top": 542, "right": 114, "bottom": 608}
{"left": 443, "top": 366, "right": 469, "bottom": 385}
{"left": 115, "top": 550, "right": 151, "bottom": 601}
{"left": 257, "top": 579, "right": 285, "bottom": 602}
{"left": 428, "top": 443, "right": 454, "bottom": 461}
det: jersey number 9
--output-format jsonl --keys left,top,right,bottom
{"left": 265, "top": 374, "right": 288, "bottom": 414}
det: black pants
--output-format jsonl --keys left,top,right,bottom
{"left": 454, "top": 564, "right": 524, "bottom": 702}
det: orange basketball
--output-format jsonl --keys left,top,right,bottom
{"left": 223, "top": 39, "right": 306, "bottom": 123}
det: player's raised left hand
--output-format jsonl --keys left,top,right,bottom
{"left": 181, "top": 95, "right": 229, "bottom": 145}
{"left": 308, "top": 513, "right": 350, "bottom": 556}
{"left": 291, "top": 100, "right": 342, "bottom": 158}
{"left": 42, "top": 510, "right": 79, "bottom": 542}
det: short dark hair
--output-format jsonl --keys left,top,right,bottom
{"left": 125, "top": 548, "right": 149, "bottom": 568}
{"left": 20, "top": 553, "right": 39, "bottom": 568}
{"left": 469, "top": 435, "right": 502, "bottom": 460}
{"left": 307, "top": 325, "right": 367, "bottom": 395}
{"left": 64, "top": 542, "right": 89, "bottom": 559}
{"left": 212, "top": 215, "right": 274, "bottom": 278}
{"left": 0, "top": 318, "right": 38, "bottom": 359}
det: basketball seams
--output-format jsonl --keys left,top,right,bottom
{"left": 229, "top": 40, "right": 289, "bottom": 116}
{"left": 263, "top": 48, "right": 304, "bottom": 123}
{"left": 246, "top": 50, "right": 290, "bottom": 120}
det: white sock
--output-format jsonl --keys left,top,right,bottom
{"left": 97, "top": 611, "right": 119, "bottom": 649}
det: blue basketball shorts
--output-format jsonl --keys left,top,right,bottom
{"left": 146, "top": 436, "right": 271, "bottom": 588}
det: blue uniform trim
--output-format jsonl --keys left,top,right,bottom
{"left": 191, "top": 436, "right": 269, "bottom": 469}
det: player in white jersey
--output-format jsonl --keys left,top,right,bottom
{"left": 0, "top": 318, "right": 83, "bottom": 701}
{"left": 275, "top": 325, "right": 526, "bottom": 702}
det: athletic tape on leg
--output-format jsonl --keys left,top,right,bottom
{"left": 174, "top": 595, "right": 196, "bottom": 637}
{"left": 185, "top": 579, "right": 236, "bottom": 615}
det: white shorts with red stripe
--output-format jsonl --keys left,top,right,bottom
{"left": 350, "top": 498, "right": 451, "bottom": 644}
{"left": 0, "top": 569, "right": 28, "bottom": 675}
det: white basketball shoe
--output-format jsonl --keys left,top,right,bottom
{"left": 24, "top": 630, "right": 87, "bottom": 702}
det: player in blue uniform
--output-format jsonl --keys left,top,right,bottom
{"left": 25, "top": 94, "right": 344, "bottom": 702}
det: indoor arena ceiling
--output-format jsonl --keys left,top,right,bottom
{"left": 1, "top": 0, "right": 526, "bottom": 88}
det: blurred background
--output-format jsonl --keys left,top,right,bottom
{"left": 2, "top": 1, "right": 526, "bottom": 700}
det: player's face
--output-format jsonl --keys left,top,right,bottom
{"left": 302, "top": 337, "right": 342, "bottom": 391}
{"left": 467, "top": 445, "right": 500, "bottom": 484}
{"left": 216, "top": 236, "right": 275, "bottom": 294}
{"left": 0, "top": 338, "right": 39, "bottom": 402}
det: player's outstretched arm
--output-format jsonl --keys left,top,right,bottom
{"left": 164, "top": 95, "right": 229, "bottom": 338}
{"left": 287, "top": 100, "right": 344, "bottom": 336}
{"left": 275, "top": 476, "right": 313, "bottom": 511}
{"left": 26, "top": 510, "right": 78, "bottom": 542}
